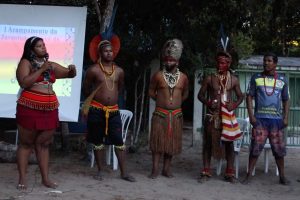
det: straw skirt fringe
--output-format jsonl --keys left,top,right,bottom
{"left": 150, "top": 113, "right": 183, "bottom": 155}
{"left": 203, "top": 115, "right": 225, "bottom": 159}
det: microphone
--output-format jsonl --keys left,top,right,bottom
{"left": 44, "top": 53, "right": 49, "bottom": 61}
{"left": 43, "top": 53, "right": 50, "bottom": 80}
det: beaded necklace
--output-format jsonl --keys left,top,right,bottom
{"left": 215, "top": 71, "right": 230, "bottom": 102}
{"left": 32, "top": 59, "right": 44, "bottom": 70}
{"left": 33, "top": 59, "right": 44, "bottom": 66}
{"left": 98, "top": 61, "right": 115, "bottom": 76}
{"left": 104, "top": 72, "right": 115, "bottom": 91}
{"left": 162, "top": 68, "right": 180, "bottom": 101}
{"left": 263, "top": 71, "right": 277, "bottom": 96}
{"left": 99, "top": 61, "right": 115, "bottom": 90}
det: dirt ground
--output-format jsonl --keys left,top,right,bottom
{"left": 0, "top": 127, "right": 300, "bottom": 200}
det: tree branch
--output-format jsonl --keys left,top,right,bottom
{"left": 100, "top": 0, "right": 115, "bottom": 33}
{"left": 93, "top": 0, "right": 102, "bottom": 28}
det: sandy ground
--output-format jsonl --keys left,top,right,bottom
{"left": 0, "top": 128, "right": 300, "bottom": 200}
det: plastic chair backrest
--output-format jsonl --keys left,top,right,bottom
{"left": 119, "top": 109, "right": 133, "bottom": 142}
{"left": 236, "top": 118, "right": 248, "bottom": 133}
{"left": 235, "top": 117, "right": 251, "bottom": 149}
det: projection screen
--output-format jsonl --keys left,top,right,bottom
{"left": 0, "top": 4, "right": 87, "bottom": 122}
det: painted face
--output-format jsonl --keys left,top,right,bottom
{"left": 216, "top": 56, "right": 230, "bottom": 73}
{"left": 33, "top": 40, "right": 47, "bottom": 58}
{"left": 163, "top": 56, "right": 178, "bottom": 71}
{"left": 263, "top": 56, "right": 277, "bottom": 73}
{"left": 100, "top": 45, "right": 113, "bottom": 62}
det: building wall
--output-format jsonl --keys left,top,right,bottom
{"left": 193, "top": 70, "right": 203, "bottom": 146}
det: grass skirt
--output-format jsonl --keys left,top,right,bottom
{"left": 150, "top": 110, "right": 183, "bottom": 155}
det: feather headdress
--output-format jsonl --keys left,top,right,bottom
{"left": 89, "top": 5, "right": 120, "bottom": 62}
{"left": 162, "top": 39, "right": 183, "bottom": 61}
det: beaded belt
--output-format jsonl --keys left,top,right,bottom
{"left": 154, "top": 107, "right": 182, "bottom": 137}
{"left": 90, "top": 100, "right": 119, "bottom": 135}
{"left": 17, "top": 90, "right": 59, "bottom": 111}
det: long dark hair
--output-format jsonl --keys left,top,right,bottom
{"left": 20, "top": 36, "right": 43, "bottom": 62}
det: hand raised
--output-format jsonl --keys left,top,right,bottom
{"left": 40, "top": 61, "right": 52, "bottom": 72}
{"left": 68, "top": 65, "right": 76, "bottom": 78}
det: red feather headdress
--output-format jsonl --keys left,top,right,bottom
{"left": 89, "top": 34, "right": 120, "bottom": 63}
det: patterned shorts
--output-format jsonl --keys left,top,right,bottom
{"left": 250, "top": 118, "right": 286, "bottom": 158}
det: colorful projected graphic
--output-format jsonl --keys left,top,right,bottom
{"left": 0, "top": 25, "right": 75, "bottom": 96}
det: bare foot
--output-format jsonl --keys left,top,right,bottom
{"left": 279, "top": 177, "right": 290, "bottom": 185}
{"left": 148, "top": 172, "right": 159, "bottom": 179}
{"left": 17, "top": 178, "right": 27, "bottom": 191}
{"left": 241, "top": 176, "right": 251, "bottom": 185}
{"left": 121, "top": 174, "right": 136, "bottom": 182}
{"left": 224, "top": 175, "right": 238, "bottom": 184}
{"left": 17, "top": 183, "right": 27, "bottom": 191}
{"left": 93, "top": 171, "right": 103, "bottom": 181}
{"left": 42, "top": 180, "right": 58, "bottom": 189}
{"left": 197, "top": 174, "right": 210, "bottom": 183}
{"left": 148, "top": 170, "right": 159, "bottom": 179}
{"left": 161, "top": 171, "right": 174, "bottom": 178}
{"left": 198, "top": 170, "right": 212, "bottom": 183}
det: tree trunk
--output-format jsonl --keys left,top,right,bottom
{"left": 134, "top": 69, "right": 147, "bottom": 144}
{"left": 100, "top": 0, "right": 115, "bottom": 33}
{"left": 93, "top": 0, "right": 102, "bottom": 27}
{"left": 131, "top": 74, "right": 141, "bottom": 146}
{"left": 281, "top": 0, "right": 288, "bottom": 56}
{"left": 93, "top": 0, "right": 116, "bottom": 33}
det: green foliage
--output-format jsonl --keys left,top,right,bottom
{"left": 2, "top": 0, "right": 299, "bottom": 141}
{"left": 231, "top": 32, "right": 254, "bottom": 59}
{"left": 2, "top": 0, "right": 300, "bottom": 61}
{"left": 248, "top": 0, "right": 300, "bottom": 56}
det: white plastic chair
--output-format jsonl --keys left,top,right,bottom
{"left": 247, "top": 138, "right": 279, "bottom": 176}
{"left": 216, "top": 138, "right": 243, "bottom": 178}
{"left": 245, "top": 120, "right": 279, "bottom": 176}
{"left": 262, "top": 140, "right": 279, "bottom": 176}
{"left": 216, "top": 118, "right": 249, "bottom": 178}
{"left": 90, "top": 109, "right": 133, "bottom": 170}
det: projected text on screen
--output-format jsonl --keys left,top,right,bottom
{"left": 0, "top": 24, "right": 75, "bottom": 96}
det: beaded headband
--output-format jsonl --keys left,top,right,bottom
{"left": 98, "top": 40, "right": 112, "bottom": 50}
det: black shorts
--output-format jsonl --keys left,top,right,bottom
{"left": 86, "top": 108, "right": 123, "bottom": 146}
